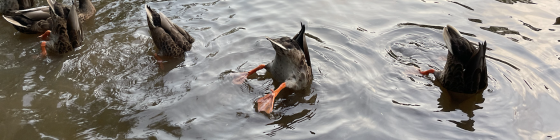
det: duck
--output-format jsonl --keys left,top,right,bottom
{"left": 37, "top": 0, "right": 82, "bottom": 56}
{"left": 420, "top": 25, "right": 488, "bottom": 99}
{"left": 3, "top": 6, "right": 51, "bottom": 34}
{"left": 234, "top": 23, "right": 312, "bottom": 114}
{"left": 3, "top": 0, "right": 95, "bottom": 34}
{"left": 145, "top": 4, "right": 195, "bottom": 58}
{"left": 1, "top": 0, "right": 34, "bottom": 14}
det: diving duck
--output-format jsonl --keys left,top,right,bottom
{"left": 3, "top": 0, "right": 95, "bottom": 34}
{"left": 145, "top": 4, "right": 195, "bottom": 58}
{"left": 37, "top": 0, "right": 82, "bottom": 56}
{"left": 1, "top": 0, "right": 34, "bottom": 14}
{"left": 420, "top": 25, "right": 488, "bottom": 99}
{"left": 234, "top": 23, "right": 312, "bottom": 114}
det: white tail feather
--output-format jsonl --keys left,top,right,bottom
{"left": 267, "top": 37, "right": 287, "bottom": 50}
{"left": 3, "top": 15, "right": 26, "bottom": 27}
{"left": 145, "top": 5, "right": 154, "bottom": 27}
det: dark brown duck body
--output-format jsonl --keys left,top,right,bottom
{"left": 265, "top": 23, "right": 312, "bottom": 90}
{"left": 145, "top": 5, "right": 194, "bottom": 57}
{"left": 235, "top": 23, "right": 312, "bottom": 114}
{"left": 430, "top": 25, "right": 488, "bottom": 98}
{"left": 40, "top": 0, "right": 82, "bottom": 55}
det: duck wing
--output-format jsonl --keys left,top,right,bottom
{"left": 173, "top": 23, "right": 195, "bottom": 44}
{"left": 67, "top": 2, "right": 82, "bottom": 48}
{"left": 46, "top": 0, "right": 74, "bottom": 54}
{"left": 145, "top": 5, "right": 184, "bottom": 56}
{"left": 151, "top": 27, "right": 181, "bottom": 56}
{"left": 464, "top": 41, "right": 488, "bottom": 91}
{"left": 159, "top": 13, "right": 191, "bottom": 52}
{"left": 3, "top": 6, "right": 50, "bottom": 28}
{"left": 16, "top": 6, "right": 50, "bottom": 20}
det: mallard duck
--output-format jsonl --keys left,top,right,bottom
{"left": 145, "top": 4, "right": 195, "bottom": 58}
{"left": 3, "top": 6, "right": 51, "bottom": 34}
{"left": 37, "top": 0, "right": 82, "bottom": 56}
{"left": 234, "top": 23, "right": 312, "bottom": 114}
{"left": 3, "top": 0, "right": 94, "bottom": 34}
{"left": 1, "top": 0, "right": 34, "bottom": 14}
{"left": 420, "top": 25, "right": 488, "bottom": 99}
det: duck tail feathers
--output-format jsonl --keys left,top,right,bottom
{"left": 145, "top": 5, "right": 154, "bottom": 27}
{"left": 296, "top": 22, "right": 311, "bottom": 67}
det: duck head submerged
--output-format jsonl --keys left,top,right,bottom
{"left": 441, "top": 25, "right": 488, "bottom": 94}
{"left": 266, "top": 23, "right": 311, "bottom": 67}
{"left": 421, "top": 25, "right": 488, "bottom": 99}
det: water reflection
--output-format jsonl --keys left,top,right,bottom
{"left": 480, "top": 26, "right": 532, "bottom": 42}
{"left": 147, "top": 117, "right": 183, "bottom": 138}
{"left": 385, "top": 24, "right": 488, "bottom": 132}
{"left": 12, "top": 124, "right": 41, "bottom": 140}
{"left": 1, "top": 0, "right": 560, "bottom": 139}
{"left": 399, "top": 23, "right": 477, "bottom": 37}
{"left": 265, "top": 108, "right": 316, "bottom": 136}
{"left": 449, "top": 1, "right": 474, "bottom": 11}
{"left": 435, "top": 80, "right": 485, "bottom": 131}
{"left": 253, "top": 79, "right": 317, "bottom": 135}
{"left": 495, "top": 0, "right": 536, "bottom": 4}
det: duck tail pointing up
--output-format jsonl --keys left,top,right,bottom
{"left": 145, "top": 5, "right": 154, "bottom": 26}
{"left": 296, "top": 22, "right": 311, "bottom": 67}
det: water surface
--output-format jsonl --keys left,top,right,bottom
{"left": 1, "top": 0, "right": 560, "bottom": 139}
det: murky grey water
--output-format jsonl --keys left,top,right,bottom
{"left": 1, "top": 0, "right": 560, "bottom": 139}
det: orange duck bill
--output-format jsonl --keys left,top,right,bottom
{"left": 257, "top": 82, "right": 286, "bottom": 114}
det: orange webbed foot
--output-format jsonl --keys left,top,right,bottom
{"left": 40, "top": 41, "right": 47, "bottom": 57}
{"left": 231, "top": 64, "right": 266, "bottom": 85}
{"left": 232, "top": 72, "right": 249, "bottom": 85}
{"left": 257, "top": 93, "right": 275, "bottom": 114}
{"left": 38, "top": 30, "right": 51, "bottom": 41}
{"left": 419, "top": 68, "right": 435, "bottom": 75}
{"left": 256, "top": 83, "right": 286, "bottom": 114}
{"left": 153, "top": 52, "right": 164, "bottom": 70}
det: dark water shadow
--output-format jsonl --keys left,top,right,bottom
{"left": 256, "top": 81, "right": 316, "bottom": 137}
{"left": 434, "top": 80, "right": 485, "bottom": 131}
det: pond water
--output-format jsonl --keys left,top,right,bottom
{"left": 1, "top": 0, "right": 559, "bottom": 139}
